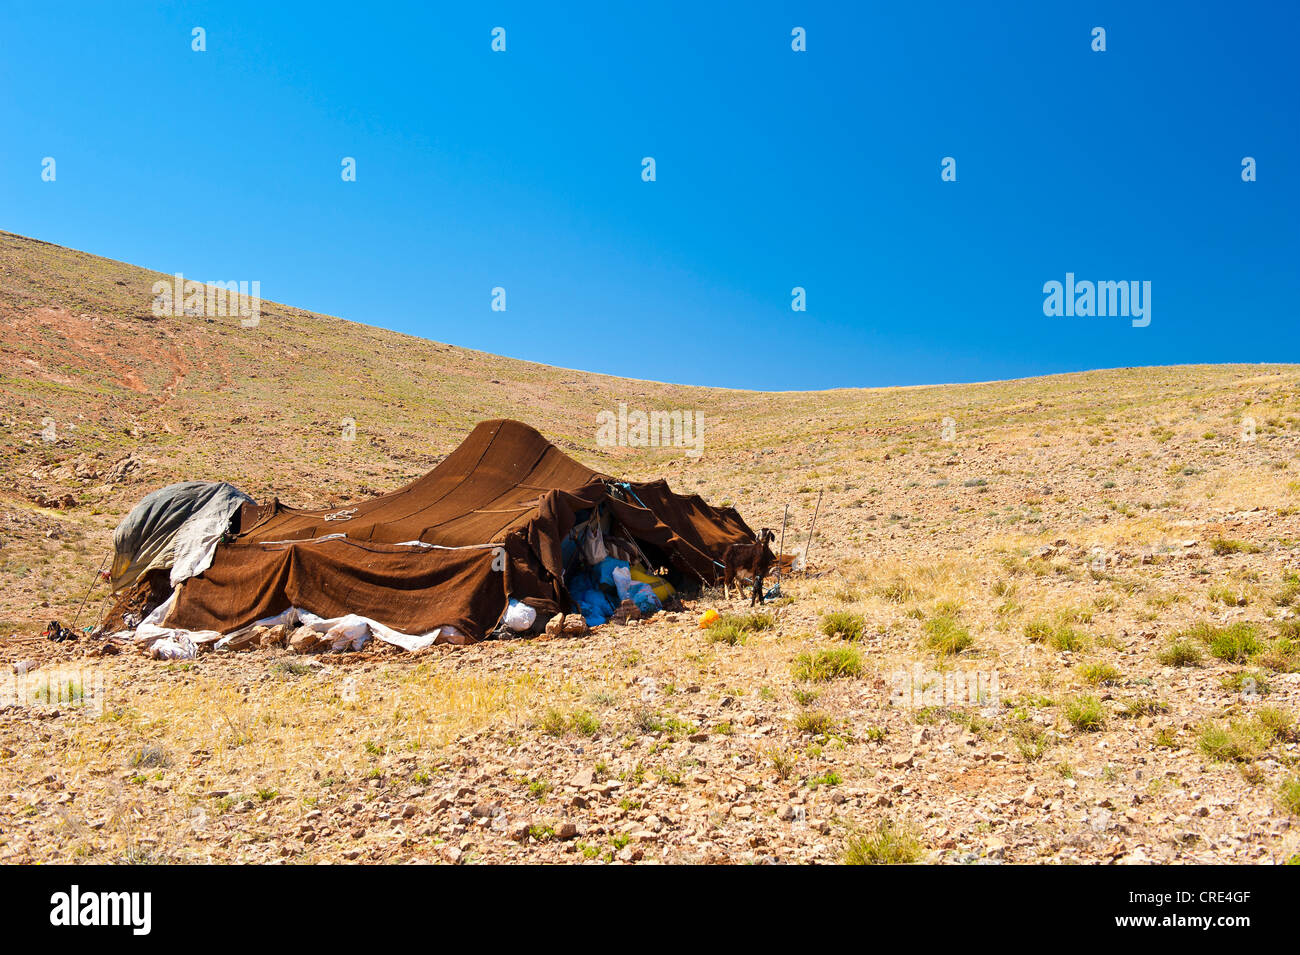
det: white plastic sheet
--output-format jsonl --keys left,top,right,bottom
{"left": 149, "top": 634, "right": 198, "bottom": 661}
{"left": 170, "top": 485, "right": 255, "bottom": 587}
{"left": 136, "top": 603, "right": 455, "bottom": 655}
{"left": 503, "top": 599, "right": 536, "bottom": 632}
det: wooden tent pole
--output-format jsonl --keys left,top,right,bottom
{"left": 774, "top": 503, "right": 788, "bottom": 593}
{"left": 70, "top": 551, "right": 111, "bottom": 631}
{"left": 804, "top": 489, "right": 823, "bottom": 574}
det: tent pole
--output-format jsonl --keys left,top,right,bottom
{"left": 774, "top": 503, "right": 788, "bottom": 594}
{"left": 804, "top": 488, "right": 822, "bottom": 574}
{"left": 70, "top": 551, "right": 111, "bottom": 631}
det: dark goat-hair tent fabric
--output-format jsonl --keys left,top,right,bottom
{"left": 166, "top": 419, "right": 754, "bottom": 640}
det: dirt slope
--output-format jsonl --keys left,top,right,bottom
{"left": 1, "top": 229, "right": 1298, "bottom": 864}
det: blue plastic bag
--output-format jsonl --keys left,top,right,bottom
{"left": 627, "top": 581, "right": 661, "bottom": 615}
{"left": 569, "top": 577, "right": 614, "bottom": 626}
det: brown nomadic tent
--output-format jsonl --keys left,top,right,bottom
{"left": 165, "top": 419, "right": 754, "bottom": 642}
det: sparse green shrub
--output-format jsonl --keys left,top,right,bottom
{"left": 127, "top": 746, "right": 170, "bottom": 769}
{"left": 1026, "top": 618, "right": 1088, "bottom": 651}
{"left": 1010, "top": 723, "right": 1050, "bottom": 762}
{"left": 538, "top": 708, "right": 567, "bottom": 736}
{"left": 820, "top": 610, "right": 865, "bottom": 641}
{"left": 1158, "top": 639, "right": 1202, "bottom": 667}
{"left": 527, "top": 778, "right": 552, "bottom": 800}
{"left": 736, "top": 610, "right": 777, "bottom": 632}
{"left": 1257, "top": 632, "right": 1300, "bottom": 672}
{"left": 1121, "top": 697, "right": 1168, "bottom": 718}
{"left": 1079, "top": 662, "right": 1121, "bottom": 686}
{"left": 570, "top": 710, "right": 601, "bottom": 737}
{"left": 1058, "top": 606, "right": 1094, "bottom": 625}
{"left": 539, "top": 708, "right": 601, "bottom": 737}
{"left": 792, "top": 647, "right": 864, "bottom": 682}
{"left": 874, "top": 577, "right": 925, "bottom": 603}
{"left": 1272, "top": 574, "right": 1300, "bottom": 607}
{"left": 1181, "top": 622, "right": 1264, "bottom": 663}
{"left": 1210, "top": 538, "right": 1261, "bottom": 556}
{"left": 807, "top": 770, "right": 841, "bottom": 789}
{"left": 1024, "top": 619, "right": 1054, "bottom": 643}
{"left": 1221, "top": 670, "right": 1272, "bottom": 695}
{"left": 923, "top": 615, "right": 972, "bottom": 655}
{"left": 1050, "top": 626, "right": 1088, "bottom": 652}
{"left": 704, "top": 610, "right": 776, "bottom": 645}
{"left": 1065, "top": 695, "right": 1105, "bottom": 732}
{"left": 1208, "top": 585, "right": 1248, "bottom": 606}
{"left": 1280, "top": 777, "right": 1300, "bottom": 816}
{"left": 765, "top": 747, "right": 797, "bottom": 780}
{"left": 793, "top": 710, "right": 838, "bottom": 736}
{"left": 1197, "top": 718, "right": 1273, "bottom": 763}
{"left": 843, "top": 818, "right": 922, "bottom": 864}
{"left": 704, "top": 621, "right": 748, "bottom": 645}
{"left": 1256, "top": 706, "right": 1295, "bottom": 742}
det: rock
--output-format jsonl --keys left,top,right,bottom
{"left": 545, "top": 614, "right": 565, "bottom": 637}
{"left": 554, "top": 821, "right": 579, "bottom": 840}
{"left": 561, "top": 614, "right": 587, "bottom": 636}
{"left": 569, "top": 768, "right": 594, "bottom": 788}
{"left": 892, "top": 751, "right": 916, "bottom": 769}
{"left": 289, "top": 626, "right": 323, "bottom": 654}
{"left": 36, "top": 493, "right": 78, "bottom": 510}
{"left": 259, "top": 624, "right": 290, "bottom": 649}
{"left": 609, "top": 599, "right": 642, "bottom": 626}
{"left": 104, "top": 456, "right": 139, "bottom": 485}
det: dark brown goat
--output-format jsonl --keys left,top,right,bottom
{"left": 723, "top": 528, "right": 777, "bottom": 605}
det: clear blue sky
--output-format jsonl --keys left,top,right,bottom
{"left": 3, "top": 2, "right": 1296, "bottom": 390}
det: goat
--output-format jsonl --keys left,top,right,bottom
{"left": 723, "top": 528, "right": 777, "bottom": 605}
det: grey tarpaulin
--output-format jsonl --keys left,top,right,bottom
{"left": 110, "top": 481, "right": 254, "bottom": 592}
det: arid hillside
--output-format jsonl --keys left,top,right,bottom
{"left": 2, "top": 229, "right": 1298, "bottom": 864}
